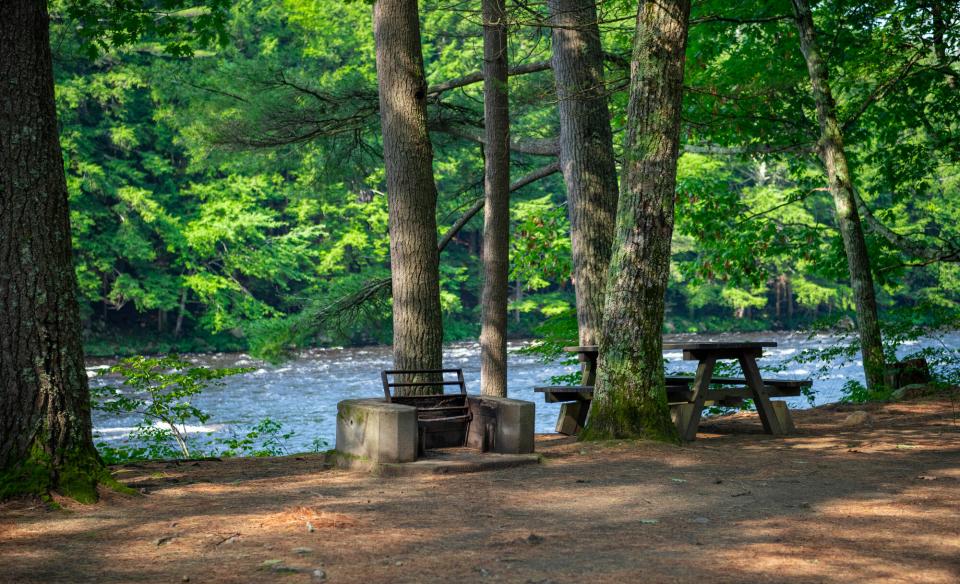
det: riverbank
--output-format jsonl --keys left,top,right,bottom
{"left": 4, "top": 394, "right": 959, "bottom": 583}
{"left": 88, "top": 332, "right": 960, "bottom": 452}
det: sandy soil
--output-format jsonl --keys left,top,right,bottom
{"left": 2, "top": 397, "right": 959, "bottom": 584}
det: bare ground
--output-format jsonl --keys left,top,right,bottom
{"left": 2, "top": 397, "right": 959, "bottom": 584}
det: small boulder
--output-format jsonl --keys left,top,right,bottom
{"left": 841, "top": 410, "right": 874, "bottom": 427}
{"left": 891, "top": 384, "right": 930, "bottom": 401}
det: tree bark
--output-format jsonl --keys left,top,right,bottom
{"left": 0, "top": 0, "right": 107, "bottom": 501}
{"left": 373, "top": 0, "right": 445, "bottom": 389}
{"left": 581, "top": 0, "right": 690, "bottom": 442}
{"left": 480, "top": 0, "right": 511, "bottom": 397}
{"left": 791, "top": 0, "right": 886, "bottom": 391}
{"left": 548, "top": 0, "right": 620, "bottom": 347}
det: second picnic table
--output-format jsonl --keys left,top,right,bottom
{"left": 535, "top": 341, "right": 810, "bottom": 440}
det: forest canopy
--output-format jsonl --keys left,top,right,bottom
{"left": 52, "top": 0, "right": 959, "bottom": 357}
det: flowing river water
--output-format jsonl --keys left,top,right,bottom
{"left": 88, "top": 330, "right": 960, "bottom": 453}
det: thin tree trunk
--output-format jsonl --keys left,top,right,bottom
{"left": 791, "top": 0, "right": 886, "bottom": 391}
{"left": 548, "top": 0, "right": 619, "bottom": 347}
{"left": 786, "top": 276, "right": 794, "bottom": 322}
{"left": 373, "top": 0, "right": 444, "bottom": 390}
{"left": 581, "top": 0, "right": 690, "bottom": 442}
{"left": 0, "top": 0, "right": 107, "bottom": 501}
{"left": 174, "top": 288, "right": 188, "bottom": 338}
{"left": 480, "top": 0, "right": 510, "bottom": 397}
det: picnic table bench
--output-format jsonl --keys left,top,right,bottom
{"left": 535, "top": 342, "right": 811, "bottom": 440}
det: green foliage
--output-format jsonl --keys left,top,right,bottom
{"left": 48, "top": 0, "right": 958, "bottom": 356}
{"left": 93, "top": 355, "right": 251, "bottom": 459}
{"left": 510, "top": 196, "right": 572, "bottom": 291}
{"left": 214, "top": 419, "right": 296, "bottom": 457}
{"left": 92, "top": 356, "right": 311, "bottom": 462}
{"left": 779, "top": 302, "right": 960, "bottom": 403}
{"left": 65, "top": 0, "right": 231, "bottom": 58}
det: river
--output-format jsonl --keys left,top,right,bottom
{"left": 89, "top": 330, "right": 960, "bottom": 453}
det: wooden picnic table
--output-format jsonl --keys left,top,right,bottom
{"left": 536, "top": 341, "right": 807, "bottom": 440}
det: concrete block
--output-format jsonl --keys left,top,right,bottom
{"left": 467, "top": 396, "right": 535, "bottom": 454}
{"left": 335, "top": 399, "right": 418, "bottom": 463}
{"left": 771, "top": 401, "right": 796, "bottom": 434}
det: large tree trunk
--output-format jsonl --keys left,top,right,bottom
{"left": 791, "top": 0, "right": 886, "bottom": 391}
{"left": 0, "top": 0, "right": 106, "bottom": 501}
{"left": 373, "top": 0, "right": 444, "bottom": 387}
{"left": 581, "top": 0, "right": 690, "bottom": 442}
{"left": 479, "top": 0, "right": 511, "bottom": 397}
{"left": 548, "top": 0, "right": 619, "bottom": 347}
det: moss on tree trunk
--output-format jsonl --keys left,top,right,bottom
{"left": 0, "top": 0, "right": 118, "bottom": 502}
{"left": 580, "top": 0, "right": 690, "bottom": 443}
{"left": 791, "top": 0, "right": 886, "bottom": 391}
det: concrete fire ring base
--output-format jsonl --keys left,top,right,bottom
{"left": 334, "top": 396, "right": 537, "bottom": 474}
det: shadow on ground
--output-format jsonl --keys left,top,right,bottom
{"left": 2, "top": 398, "right": 959, "bottom": 583}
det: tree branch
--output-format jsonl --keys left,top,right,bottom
{"left": 841, "top": 50, "right": 925, "bottom": 133}
{"left": 428, "top": 60, "right": 552, "bottom": 96}
{"left": 437, "top": 161, "right": 561, "bottom": 252}
{"left": 855, "top": 191, "right": 960, "bottom": 263}
{"left": 691, "top": 14, "right": 792, "bottom": 25}
{"left": 433, "top": 122, "right": 561, "bottom": 156}
{"left": 682, "top": 142, "right": 813, "bottom": 155}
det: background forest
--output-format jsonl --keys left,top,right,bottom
{"left": 52, "top": 0, "right": 960, "bottom": 358}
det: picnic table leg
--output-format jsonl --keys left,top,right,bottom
{"left": 739, "top": 355, "right": 784, "bottom": 435}
{"left": 681, "top": 356, "right": 716, "bottom": 441}
{"left": 580, "top": 352, "right": 598, "bottom": 386}
{"left": 555, "top": 400, "right": 588, "bottom": 435}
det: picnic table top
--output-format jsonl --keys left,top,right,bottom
{"left": 563, "top": 341, "right": 778, "bottom": 354}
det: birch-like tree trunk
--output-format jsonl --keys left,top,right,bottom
{"left": 581, "top": 0, "right": 690, "bottom": 442}
{"left": 791, "top": 0, "right": 886, "bottom": 391}
{"left": 1, "top": 0, "right": 106, "bottom": 501}
{"left": 548, "top": 0, "right": 619, "bottom": 347}
{"left": 479, "top": 0, "right": 511, "bottom": 397}
{"left": 373, "top": 0, "right": 444, "bottom": 387}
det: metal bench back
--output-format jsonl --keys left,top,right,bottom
{"left": 381, "top": 368, "right": 467, "bottom": 402}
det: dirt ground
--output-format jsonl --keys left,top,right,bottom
{"left": 2, "top": 397, "right": 959, "bottom": 584}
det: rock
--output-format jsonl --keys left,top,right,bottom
{"left": 306, "top": 521, "right": 316, "bottom": 533}
{"left": 525, "top": 533, "right": 544, "bottom": 545}
{"left": 841, "top": 411, "right": 873, "bottom": 427}
{"left": 395, "top": 561, "right": 404, "bottom": 567}
{"left": 884, "top": 358, "right": 931, "bottom": 389}
{"left": 271, "top": 565, "right": 301, "bottom": 574}
{"left": 154, "top": 536, "right": 176, "bottom": 546}
{"left": 293, "top": 547, "right": 314, "bottom": 555}
{"left": 892, "top": 384, "right": 930, "bottom": 401}
{"left": 312, "top": 569, "right": 327, "bottom": 581}
{"left": 691, "top": 517, "right": 710, "bottom": 524}
{"left": 182, "top": 577, "right": 190, "bottom": 582}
